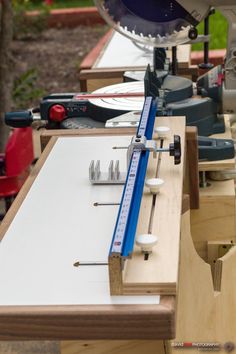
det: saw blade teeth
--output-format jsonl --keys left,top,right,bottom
{"left": 103, "top": 0, "right": 190, "bottom": 43}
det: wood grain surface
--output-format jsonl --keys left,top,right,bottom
{"left": 123, "top": 117, "right": 186, "bottom": 295}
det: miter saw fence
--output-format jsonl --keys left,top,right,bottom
{"left": 144, "top": 63, "right": 225, "bottom": 137}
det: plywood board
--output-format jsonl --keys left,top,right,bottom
{"left": 171, "top": 210, "right": 236, "bottom": 352}
{"left": 190, "top": 179, "right": 236, "bottom": 260}
{"left": 61, "top": 340, "right": 165, "bottom": 354}
{"left": 123, "top": 116, "right": 186, "bottom": 295}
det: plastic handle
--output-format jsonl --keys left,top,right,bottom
{"left": 169, "top": 135, "right": 181, "bottom": 165}
{"left": 5, "top": 111, "right": 33, "bottom": 128}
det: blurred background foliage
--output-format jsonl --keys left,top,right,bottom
{"left": 192, "top": 11, "right": 227, "bottom": 51}
{"left": 13, "top": 0, "right": 93, "bottom": 10}
{"left": 13, "top": 68, "right": 45, "bottom": 109}
{"left": 10, "top": 1, "right": 228, "bottom": 110}
{"left": 11, "top": 1, "right": 227, "bottom": 50}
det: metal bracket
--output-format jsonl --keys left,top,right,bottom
{"left": 127, "top": 135, "right": 181, "bottom": 166}
{"left": 89, "top": 134, "right": 181, "bottom": 185}
{"left": 89, "top": 160, "right": 126, "bottom": 185}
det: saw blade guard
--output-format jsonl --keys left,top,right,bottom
{"left": 94, "top": 0, "right": 210, "bottom": 47}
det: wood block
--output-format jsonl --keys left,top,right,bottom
{"left": 207, "top": 240, "right": 234, "bottom": 272}
{"left": 171, "top": 210, "right": 236, "bottom": 349}
{"left": 185, "top": 127, "right": 199, "bottom": 210}
{"left": 121, "top": 117, "right": 186, "bottom": 295}
{"left": 190, "top": 179, "right": 236, "bottom": 260}
{"left": 61, "top": 340, "right": 165, "bottom": 354}
{"left": 40, "top": 128, "right": 136, "bottom": 152}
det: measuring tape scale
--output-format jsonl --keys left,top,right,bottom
{"left": 110, "top": 96, "right": 157, "bottom": 258}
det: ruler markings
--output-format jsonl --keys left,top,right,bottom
{"left": 110, "top": 96, "right": 156, "bottom": 257}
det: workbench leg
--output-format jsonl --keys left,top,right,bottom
{"left": 169, "top": 210, "right": 236, "bottom": 353}
{"left": 190, "top": 180, "right": 236, "bottom": 260}
{"left": 61, "top": 340, "right": 166, "bottom": 354}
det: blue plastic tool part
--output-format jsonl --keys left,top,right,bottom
{"left": 109, "top": 97, "right": 157, "bottom": 258}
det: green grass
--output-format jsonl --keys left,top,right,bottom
{"left": 24, "top": 0, "right": 94, "bottom": 10}
{"left": 192, "top": 11, "right": 227, "bottom": 51}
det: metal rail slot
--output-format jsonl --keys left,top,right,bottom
{"left": 109, "top": 97, "right": 157, "bottom": 258}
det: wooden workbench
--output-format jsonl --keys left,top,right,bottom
{"left": 1, "top": 115, "right": 236, "bottom": 353}
{"left": 38, "top": 119, "right": 236, "bottom": 354}
{"left": 0, "top": 117, "right": 187, "bottom": 354}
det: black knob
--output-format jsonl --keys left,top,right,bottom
{"left": 5, "top": 111, "right": 33, "bottom": 128}
{"left": 169, "top": 135, "right": 181, "bottom": 165}
{"left": 188, "top": 27, "right": 198, "bottom": 41}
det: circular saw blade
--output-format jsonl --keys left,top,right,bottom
{"left": 104, "top": 0, "right": 190, "bottom": 37}
{"left": 95, "top": 0, "right": 196, "bottom": 46}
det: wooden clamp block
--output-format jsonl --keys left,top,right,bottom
{"left": 191, "top": 180, "right": 236, "bottom": 260}
{"left": 109, "top": 117, "right": 186, "bottom": 296}
{"left": 191, "top": 115, "right": 236, "bottom": 260}
{"left": 185, "top": 126, "right": 200, "bottom": 210}
{"left": 171, "top": 208, "right": 236, "bottom": 350}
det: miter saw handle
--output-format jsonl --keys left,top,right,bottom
{"left": 5, "top": 110, "right": 34, "bottom": 128}
{"left": 198, "top": 136, "right": 235, "bottom": 161}
{"left": 169, "top": 135, "right": 181, "bottom": 165}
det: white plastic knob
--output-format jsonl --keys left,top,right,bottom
{"left": 155, "top": 126, "right": 170, "bottom": 139}
{"left": 145, "top": 178, "right": 164, "bottom": 194}
{"left": 136, "top": 234, "right": 158, "bottom": 254}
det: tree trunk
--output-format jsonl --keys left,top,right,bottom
{"left": 0, "top": 0, "right": 13, "bottom": 151}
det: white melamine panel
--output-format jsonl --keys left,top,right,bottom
{"left": 95, "top": 32, "right": 154, "bottom": 68}
{"left": 95, "top": 32, "right": 190, "bottom": 69}
{"left": 0, "top": 136, "right": 160, "bottom": 306}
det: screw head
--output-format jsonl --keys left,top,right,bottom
{"left": 188, "top": 27, "right": 198, "bottom": 40}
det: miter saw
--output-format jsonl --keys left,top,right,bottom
{"left": 5, "top": 0, "right": 236, "bottom": 162}
{"left": 94, "top": 0, "right": 236, "bottom": 159}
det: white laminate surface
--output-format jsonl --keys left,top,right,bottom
{"left": 0, "top": 136, "right": 160, "bottom": 306}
